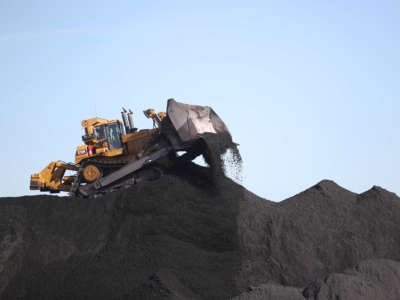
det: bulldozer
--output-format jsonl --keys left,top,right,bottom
{"left": 30, "top": 99, "right": 232, "bottom": 197}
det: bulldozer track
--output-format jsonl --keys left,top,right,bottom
{"left": 69, "top": 159, "right": 130, "bottom": 197}
{"left": 70, "top": 156, "right": 160, "bottom": 197}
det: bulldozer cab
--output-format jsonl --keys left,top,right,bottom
{"left": 81, "top": 119, "right": 124, "bottom": 150}
{"left": 93, "top": 123, "right": 123, "bottom": 150}
{"left": 75, "top": 118, "right": 125, "bottom": 164}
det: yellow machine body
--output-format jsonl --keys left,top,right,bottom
{"left": 30, "top": 99, "right": 231, "bottom": 197}
{"left": 31, "top": 109, "right": 166, "bottom": 193}
{"left": 74, "top": 115, "right": 165, "bottom": 164}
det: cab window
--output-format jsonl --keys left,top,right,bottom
{"left": 107, "top": 123, "right": 123, "bottom": 150}
{"left": 95, "top": 125, "right": 106, "bottom": 140}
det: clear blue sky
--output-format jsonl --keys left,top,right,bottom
{"left": 0, "top": 1, "right": 399, "bottom": 201}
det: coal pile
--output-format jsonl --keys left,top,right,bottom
{"left": 0, "top": 166, "right": 400, "bottom": 299}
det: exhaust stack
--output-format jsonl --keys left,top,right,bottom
{"left": 128, "top": 109, "right": 135, "bottom": 131}
{"left": 121, "top": 108, "right": 130, "bottom": 133}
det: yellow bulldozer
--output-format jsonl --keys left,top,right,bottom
{"left": 30, "top": 99, "right": 231, "bottom": 197}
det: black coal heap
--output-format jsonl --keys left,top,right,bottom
{"left": 1, "top": 165, "right": 400, "bottom": 299}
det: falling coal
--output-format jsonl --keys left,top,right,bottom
{"left": 199, "top": 132, "right": 243, "bottom": 184}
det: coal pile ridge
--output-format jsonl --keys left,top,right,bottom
{"left": 0, "top": 166, "right": 400, "bottom": 299}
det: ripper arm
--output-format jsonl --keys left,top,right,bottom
{"left": 30, "top": 161, "right": 79, "bottom": 193}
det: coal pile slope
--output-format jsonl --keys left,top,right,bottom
{"left": 238, "top": 180, "right": 400, "bottom": 290}
{"left": 234, "top": 259, "right": 400, "bottom": 300}
{"left": 0, "top": 168, "right": 400, "bottom": 299}
{"left": 310, "top": 258, "right": 400, "bottom": 300}
{"left": 0, "top": 165, "right": 248, "bottom": 300}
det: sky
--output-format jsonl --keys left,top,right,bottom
{"left": 0, "top": 1, "right": 399, "bottom": 201}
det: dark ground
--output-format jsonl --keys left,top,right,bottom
{"left": 0, "top": 163, "right": 400, "bottom": 299}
